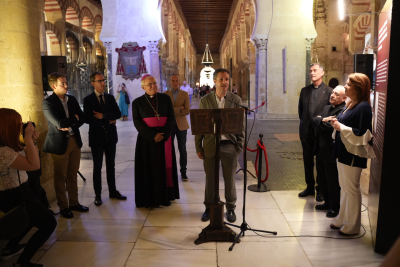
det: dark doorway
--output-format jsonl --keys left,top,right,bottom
{"left": 329, "top": 78, "right": 339, "bottom": 88}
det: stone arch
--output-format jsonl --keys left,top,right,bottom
{"left": 354, "top": 14, "right": 372, "bottom": 40}
{"left": 94, "top": 15, "right": 102, "bottom": 25}
{"left": 44, "top": 21, "right": 62, "bottom": 55}
{"left": 95, "top": 24, "right": 102, "bottom": 40}
{"left": 44, "top": 0, "right": 63, "bottom": 23}
{"left": 82, "top": 16, "right": 93, "bottom": 32}
{"left": 95, "top": 41, "right": 103, "bottom": 56}
{"left": 81, "top": 6, "right": 94, "bottom": 22}
{"left": 44, "top": 21, "right": 62, "bottom": 44}
{"left": 62, "top": 0, "right": 79, "bottom": 18}
{"left": 66, "top": 30, "right": 79, "bottom": 61}
{"left": 66, "top": 6, "right": 79, "bottom": 26}
{"left": 82, "top": 36, "right": 94, "bottom": 63}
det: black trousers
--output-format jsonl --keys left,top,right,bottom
{"left": 316, "top": 153, "right": 341, "bottom": 210}
{"left": 301, "top": 129, "right": 318, "bottom": 191}
{"left": 0, "top": 183, "right": 56, "bottom": 264}
{"left": 171, "top": 124, "right": 187, "bottom": 175}
{"left": 91, "top": 143, "right": 117, "bottom": 196}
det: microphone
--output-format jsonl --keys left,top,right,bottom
{"left": 252, "top": 101, "right": 266, "bottom": 111}
{"left": 224, "top": 96, "right": 266, "bottom": 112}
{"left": 224, "top": 96, "right": 253, "bottom": 112}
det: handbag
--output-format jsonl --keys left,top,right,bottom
{"left": 0, "top": 171, "right": 30, "bottom": 240}
{"left": 124, "top": 91, "right": 130, "bottom": 105}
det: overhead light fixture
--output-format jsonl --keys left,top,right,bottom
{"left": 338, "top": 0, "right": 345, "bottom": 20}
{"left": 202, "top": 0, "right": 213, "bottom": 66}
{"left": 76, "top": 0, "right": 87, "bottom": 69}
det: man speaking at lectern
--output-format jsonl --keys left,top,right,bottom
{"left": 195, "top": 68, "right": 244, "bottom": 223}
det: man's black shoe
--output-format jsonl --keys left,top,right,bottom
{"left": 226, "top": 210, "right": 236, "bottom": 223}
{"left": 201, "top": 209, "right": 210, "bottom": 221}
{"left": 69, "top": 204, "right": 89, "bottom": 212}
{"left": 109, "top": 191, "right": 127, "bottom": 200}
{"left": 1, "top": 243, "right": 26, "bottom": 261}
{"left": 181, "top": 173, "right": 188, "bottom": 181}
{"left": 326, "top": 209, "right": 339, "bottom": 218}
{"left": 60, "top": 208, "right": 73, "bottom": 218}
{"left": 94, "top": 195, "right": 102, "bottom": 206}
{"left": 161, "top": 201, "right": 171, "bottom": 207}
{"left": 315, "top": 203, "right": 330, "bottom": 210}
{"left": 298, "top": 189, "right": 315, "bottom": 197}
{"left": 316, "top": 192, "right": 324, "bottom": 202}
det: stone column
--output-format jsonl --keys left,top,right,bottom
{"left": 0, "top": 0, "right": 56, "bottom": 200}
{"left": 254, "top": 37, "right": 268, "bottom": 119}
{"left": 248, "top": 42, "right": 256, "bottom": 109}
{"left": 305, "top": 38, "right": 315, "bottom": 86}
{"left": 148, "top": 41, "right": 161, "bottom": 92}
{"left": 104, "top": 41, "right": 114, "bottom": 95}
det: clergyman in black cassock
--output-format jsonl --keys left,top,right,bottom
{"left": 311, "top": 86, "right": 347, "bottom": 217}
{"left": 132, "top": 75, "right": 179, "bottom": 208}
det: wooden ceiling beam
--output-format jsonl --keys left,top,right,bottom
{"left": 177, "top": 0, "right": 234, "bottom": 53}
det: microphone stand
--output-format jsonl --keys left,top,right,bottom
{"left": 224, "top": 96, "right": 277, "bottom": 251}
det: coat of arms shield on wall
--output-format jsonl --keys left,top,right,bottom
{"left": 115, "top": 42, "right": 147, "bottom": 80}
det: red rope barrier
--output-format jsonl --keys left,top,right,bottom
{"left": 246, "top": 140, "right": 269, "bottom": 182}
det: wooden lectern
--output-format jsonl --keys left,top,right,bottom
{"left": 190, "top": 108, "right": 244, "bottom": 245}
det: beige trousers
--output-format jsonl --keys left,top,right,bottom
{"left": 333, "top": 161, "right": 362, "bottom": 234}
{"left": 51, "top": 137, "right": 81, "bottom": 210}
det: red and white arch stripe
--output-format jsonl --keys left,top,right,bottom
{"left": 66, "top": 7, "right": 79, "bottom": 25}
{"left": 82, "top": 16, "right": 93, "bottom": 31}
{"left": 44, "top": 21, "right": 61, "bottom": 45}
{"left": 80, "top": 6, "right": 95, "bottom": 31}
{"left": 350, "top": 0, "right": 370, "bottom": 6}
{"left": 44, "top": 0, "right": 61, "bottom": 13}
{"left": 354, "top": 14, "right": 371, "bottom": 40}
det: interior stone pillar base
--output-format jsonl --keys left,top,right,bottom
{"left": 0, "top": 0, "right": 55, "bottom": 201}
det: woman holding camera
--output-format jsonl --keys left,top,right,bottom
{"left": 330, "top": 73, "right": 375, "bottom": 235}
{"left": 0, "top": 108, "right": 56, "bottom": 267}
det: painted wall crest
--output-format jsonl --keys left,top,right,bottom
{"left": 115, "top": 42, "right": 147, "bottom": 80}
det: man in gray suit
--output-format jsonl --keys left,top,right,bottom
{"left": 195, "top": 68, "right": 244, "bottom": 223}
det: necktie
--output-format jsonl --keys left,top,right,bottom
{"left": 99, "top": 94, "right": 105, "bottom": 111}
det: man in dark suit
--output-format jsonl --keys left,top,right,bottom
{"left": 42, "top": 72, "right": 89, "bottom": 218}
{"left": 83, "top": 72, "right": 126, "bottom": 206}
{"left": 195, "top": 68, "right": 245, "bottom": 223}
{"left": 311, "top": 86, "right": 347, "bottom": 217}
{"left": 298, "top": 64, "right": 333, "bottom": 200}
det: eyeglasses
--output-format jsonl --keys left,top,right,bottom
{"left": 57, "top": 82, "right": 68, "bottom": 87}
{"left": 144, "top": 82, "right": 157, "bottom": 87}
{"left": 95, "top": 79, "right": 107, "bottom": 83}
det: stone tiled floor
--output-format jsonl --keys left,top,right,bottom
{"left": 0, "top": 97, "right": 384, "bottom": 266}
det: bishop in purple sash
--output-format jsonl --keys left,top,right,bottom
{"left": 132, "top": 75, "right": 180, "bottom": 208}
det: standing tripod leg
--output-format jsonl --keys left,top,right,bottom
{"left": 78, "top": 171, "right": 86, "bottom": 182}
{"left": 229, "top": 230, "right": 243, "bottom": 251}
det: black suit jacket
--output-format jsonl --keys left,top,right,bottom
{"left": 42, "top": 94, "right": 84, "bottom": 155}
{"left": 83, "top": 92, "right": 121, "bottom": 148}
{"left": 298, "top": 82, "right": 332, "bottom": 142}
{"left": 311, "top": 102, "right": 346, "bottom": 161}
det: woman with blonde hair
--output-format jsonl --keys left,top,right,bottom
{"left": 330, "top": 73, "right": 375, "bottom": 235}
{"left": 0, "top": 108, "right": 56, "bottom": 267}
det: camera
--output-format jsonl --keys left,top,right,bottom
{"left": 22, "top": 122, "right": 36, "bottom": 138}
